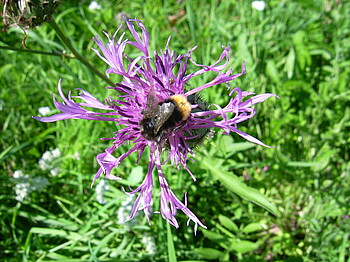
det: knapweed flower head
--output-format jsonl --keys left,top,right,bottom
{"left": 34, "top": 18, "right": 278, "bottom": 232}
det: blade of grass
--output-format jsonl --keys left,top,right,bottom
{"left": 167, "top": 223, "right": 177, "bottom": 262}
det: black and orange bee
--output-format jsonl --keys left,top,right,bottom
{"left": 139, "top": 88, "right": 191, "bottom": 142}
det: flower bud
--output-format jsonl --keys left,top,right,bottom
{"left": 2, "top": 0, "right": 61, "bottom": 31}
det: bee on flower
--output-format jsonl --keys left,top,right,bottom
{"left": 34, "top": 18, "right": 278, "bottom": 232}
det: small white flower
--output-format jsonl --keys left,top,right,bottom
{"left": 38, "top": 158, "right": 50, "bottom": 170}
{"left": 252, "top": 1, "right": 266, "bottom": 11}
{"left": 39, "top": 148, "right": 61, "bottom": 176}
{"left": 12, "top": 170, "right": 49, "bottom": 202}
{"left": 13, "top": 170, "right": 29, "bottom": 180}
{"left": 15, "top": 182, "right": 30, "bottom": 202}
{"left": 89, "top": 1, "right": 101, "bottom": 10}
{"left": 51, "top": 148, "right": 61, "bottom": 158}
{"left": 38, "top": 106, "right": 51, "bottom": 116}
{"left": 141, "top": 234, "right": 156, "bottom": 255}
{"left": 41, "top": 151, "right": 51, "bottom": 161}
{"left": 50, "top": 167, "right": 61, "bottom": 177}
{"left": 13, "top": 170, "right": 24, "bottom": 178}
{"left": 73, "top": 152, "right": 81, "bottom": 160}
{"left": 96, "top": 179, "right": 109, "bottom": 204}
{"left": 117, "top": 195, "right": 136, "bottom": 225}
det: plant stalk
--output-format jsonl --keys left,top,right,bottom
{"left": 0, "top": 45, "right": 74, "bottom": 58}
{"left": 48, "top": 18, "right": 115, "bottom": 86}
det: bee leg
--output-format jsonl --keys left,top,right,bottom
{"left": 157, "top": 132, "right": 164, "bottom": 143}
{"left": 173, "top": 121, "right": 186, "bottom": 132}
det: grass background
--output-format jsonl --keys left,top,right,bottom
{"left": 1, "top": 0, "right": 349, "bottom": 261}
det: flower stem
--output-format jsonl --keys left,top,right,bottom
{"left": 0, "top": 45, "right": 74, "bottom": 58}
{"left": 48, "top": 18, "right": 115, "bottom": 86}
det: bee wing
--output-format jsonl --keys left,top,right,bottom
{"left": 145, "top": 88, "right": 159, "bottom": 108}
{"left": 143, "top": 88, "right": 160, "bottom": 118}
{"left": 154, "top": 101, "right": 175, "bottom": 133}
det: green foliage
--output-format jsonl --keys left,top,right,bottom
{"left": 1, "top": 0, "right": 349, "bottom": 261}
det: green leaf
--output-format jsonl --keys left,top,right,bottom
{"left": 45, "top": 253, "right": 71, "bottom": 260}
{"left": 339, "top": 233, "right": 349, "bottom": 262}
{"left": 0, "top": 126, "right": 58, "bottom": 161}
{"left": 91, "top": 231, "right": 118, "bottom": 258}
{"left": 217, "top": 171, "right": 278, "bottom": 216}
{"left": 237, "top": 33, "right": 253, "bottom": 67}
{"left": 295, "top": 45, "right": 311, "bottom": 71}
{"left": 202, "top": 230, "right": 226, "bottom": 242}
{"left": 287, "top": 161, "right": 323, "bottom": 167}
{"left": 167, "top": 223, "right": 177, "bottom": 262}
{"left": 313, "top": 143, "right": 336, "bottom": 171}
{"left": 266, "top": 60, "right": 281, "bottom": 84}
{"left": 230, "top": 240, "right": 259, "bottom": 253}
{"left": 309, "top": 218, "right": 322, "bottom": 233}
{"left": 285, "top": 48, "right": 295, "bottom": 79}
{"left": 218, "top": 215, "right": 239, "bottom": 232}
{"left": 292, "top": 31, "right": 306, "bottom": 46}
{"left": 127, "top": 166, "right": 144, "bottom": 186}
{"left": 242, "top": 223, "right": 262, "bottom": 234}
{"left": 194, "top": 248, "right": 225, "bottom": 260}
{"left": 292, "top": 31, "right": 311, "bottom": 71}
{"left": 224, "top": 141, "right": 257, "bottom": 159}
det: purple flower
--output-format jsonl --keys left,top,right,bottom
{"left": 33, "top": 18, "right": 278, "bottom": 232}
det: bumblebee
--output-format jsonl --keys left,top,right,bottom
{"left": 139, "top": 89, "right": 191, "bottom": 142}
{"left": 186, "top": 93, "right": 213, "bottom": 148}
